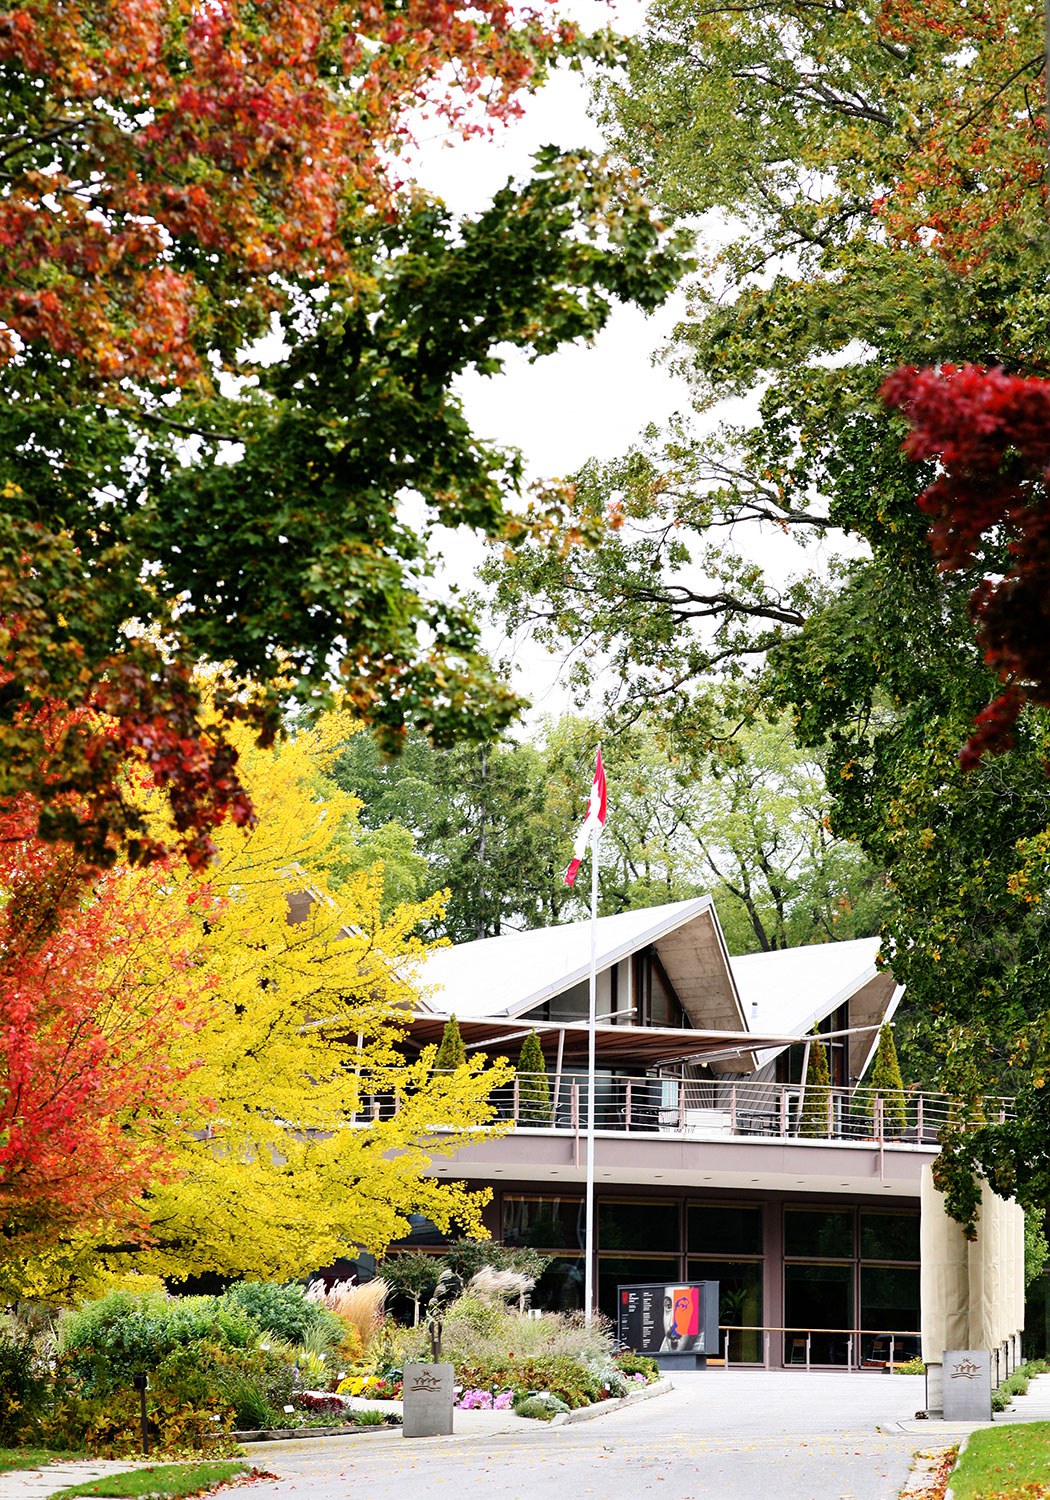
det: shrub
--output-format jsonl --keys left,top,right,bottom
{"left": 513, "top": 1393, "right": 569, "bottom": 1421}
{"left": 222, "top": 1282, "right": 335, "bottom": 1348}
{"left": 0, "top": 1332, "right": 49, "bottom": 1445}
{"left": 799, "top": 1033, "right": 831, "bottom": 1137}
{"left": 869, "top": 1024, "right": 907, "bottom": 1136}
{"left": 294, "top": 1392, "right": 345, "bottom": 1417}
{"left": 219, "top": 1374, "right": 277, "bottom": 1431}
{"left": 615, "top": 1353, "right": 658, "bottom": 1382}
{"left": 42, "top": 1357, "right": 239, "bottom": 1459}
{"left": 455, "top": 1355, "right": 602, "bottom": 1409}
{"left": 351, "top": 1407, "right": 390, "bottom": 1426}
{"left": 440, "top": 1240, "right": 550, "bottom": 1284}
{"left": 57, "top": 1291, "right": 260, "bottom": 1392}
{"left": 434, "top": 1015, "right": 466, "bottom": 1070}
{"left": 399, "top": 1301, "right": 615, "bottom": 1371}
{"left": 517, "top": 1033, "right": 552, "bottom": 1125}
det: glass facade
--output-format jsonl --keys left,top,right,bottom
{"left": 784, "top": 1207, "right": 853, "bottom": 1259}
{"left": 502, "top": 1196, "right": 584, "bottom": 1250}
{"left": 492, "top": 1194, "right": 919, "bottom": 1369}
{"left": 598, "top": 1256, "right": 680, "bottom": 1325}
{"left": 783, "top": 1205, "right": 920, "bottom": 1366}
{"left": 599, "top": 1199, "right": 679, "bottom": 1253}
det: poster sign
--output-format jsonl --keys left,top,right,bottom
{"left": 617, "top": 1282, "right": 715, "bottom": 1356}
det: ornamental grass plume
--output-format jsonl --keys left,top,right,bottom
{"left": 468, "top": 1268, "right": 535, "bottom": 1305}
{"left": 307, "top": 1278, "right": 390, "bottom": 1352}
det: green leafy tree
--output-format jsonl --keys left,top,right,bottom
{"left": 2, "top": 29, "right": 690, "bottom": 869}
{"left": 382, "top": 1253, "right": 440, "bottom": 1327}
{"left": 334, "top": 710, "right": 886, "bottom": 951}
{"left": 517, "top": 1033, "right": 552, "bottom": 1125}
{"left": 482, "top": 0, "right": 1050, "bottom": 1231}
{"left": 332, "top": 732, "right": 575, "bottom": 941}
{"left": 868, "top": 1025, "right": 907, "bottom": 1137}
{"left": 434, "top": 1016, "right": 467, "bottom": 1072}
{"left": 441, "top": 1239, "right": 550, "bottom": 1284}
{"left": 799, "top": 1033, "right": 831, "bottom": 1139}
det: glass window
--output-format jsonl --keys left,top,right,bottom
{"left": 597, "top": 1256, "right": 680, "bottom": 1326}
{"left": 860, "top": 1211, "right": 920, "bottom": 1262}
{"left": 502, "top": 1195, "right": 583, "bottom": 1250}
{"left": 860, "top": 1265, "right": 921, "bottom": 1365}
{"left": 784, "top": 1262, "right": 853, "bottom": 1365}
{"left": 688, "top": 1203, "right": 763, "bottom": 1256}
{"left": 687, "top": 1258, "right": 763, "bottom": 1364}
{"left": 784, "top": 1207, "right": 853, "bottom": 1259}
{"left": 397, "top": 1214, "right": 449, "bottom": 1248}
{"left": 599, "top": 1200, "right": 679, "bottom": 1252}
{"left": 531, "top": 1256, "right": 585, "bottom": 1314}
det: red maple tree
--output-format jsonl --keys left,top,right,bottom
{"left": 0, "top": 792, "right": 212, "bottom": 1257}
{"left": 882, "top": 362, "right": 1050, "bottom": 764}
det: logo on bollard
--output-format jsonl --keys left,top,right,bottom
{"left": 950, "top": 1357, "right": 982, "bottom": 1380}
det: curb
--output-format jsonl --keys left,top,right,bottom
{"left": 943, "top": 1433, "right": 970, "bottom": 1500}
{"left": 234, "top": 1424, "right": 397, "bottom": 1442}
{"left": 550, "top": 1378, "right": 673, "bottom": 1427}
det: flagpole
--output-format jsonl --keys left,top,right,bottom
{"left": 583, "top": 802, "right": 599, "bottom": 1326}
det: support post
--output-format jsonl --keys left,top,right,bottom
{"left": 583, "top": 821, "right": 600, "bottom": 1326}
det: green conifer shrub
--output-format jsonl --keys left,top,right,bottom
{"left": 869, "top": 1023, "right": 907, "bottom": 1136}
{"left": 517, "top": 1032, "right": 552, "bottom": 1124}
{"left": 434, "top": 1014, "right": 466, "bottom": 1070}
{"left": 799, "top": 1032, "right": 831, "bottom": 1138}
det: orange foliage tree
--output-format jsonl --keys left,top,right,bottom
{"left": 0, "top": 790, "right": 211, "bottom": 1273}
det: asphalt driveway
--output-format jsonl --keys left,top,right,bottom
{"left": 241, "top": 1370, "right": 927, "bottom": 1500}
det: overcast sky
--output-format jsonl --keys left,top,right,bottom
{"left": 400, "top": 5, "right": 702, "bottom": 718}
{"left": 401, "top": 4, "right": 844, "bottom": 725}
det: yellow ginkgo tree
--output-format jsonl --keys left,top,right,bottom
{"left": 44, "top": 712, "right": 510, "bottom": 1292}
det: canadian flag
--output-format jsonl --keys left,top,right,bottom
{"left": 564, "top": 747, "right": 607, "bottom": 887}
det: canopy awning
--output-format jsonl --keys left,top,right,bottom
{"left": 403, "top": 1014, "right": 808, "bottom": 1071}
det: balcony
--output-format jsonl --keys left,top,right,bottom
{"left": 484, "top": 1074, "right": 1013, "bottom": 1146}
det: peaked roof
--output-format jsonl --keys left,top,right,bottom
{"left": 731, "top": 937, "right": 902, "bottom": 1079}
{"left": 412, "top": 896, "right": 746, "bottom": 1031}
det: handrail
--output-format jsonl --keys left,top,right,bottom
{"left": 715, "top": 1323, "right": 921, "bottom": 1372}
{"left": 350, "top": 1072, "right": 1013, "bottom": 1144}
{"left": 478, "top": 1073, "right": 1013, "bottom": 1144}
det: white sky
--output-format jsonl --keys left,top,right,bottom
{"left": 407, "top": 0, "right": 692, "bottom": 484}
{"left": 400, "top": 4, "right": 844, "bottom": 722}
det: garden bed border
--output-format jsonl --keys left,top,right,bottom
{"left": 550, "top": 1378, "right": 674, "bottom": 1426}
{"left": 233, "top": 1423, "right": 398, "bottom": 1442}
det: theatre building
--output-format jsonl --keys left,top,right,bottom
{"left": 391, "top": 896, "right": 1024, "bottom": 1382}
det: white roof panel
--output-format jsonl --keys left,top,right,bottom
{"left": 411, "top": 897, "right": 720, "bottom": 1020}
{"left": 731, "top": 937, "right": 891, "bottom": 1069}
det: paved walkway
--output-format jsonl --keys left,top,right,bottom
{"left": 0, "top": 1459, "right": 141, "bottom": 1500}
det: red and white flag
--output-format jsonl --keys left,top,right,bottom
{"left": 564, "top": 747, "right": 607, "bottom": 887}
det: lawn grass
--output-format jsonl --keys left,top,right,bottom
{"left": 950, "top": 1421, "right": 1050, "bottom": 1498}
{"left": 0, "top": 1449, "right": 81, "bottom": 1473}
{"left": 48, "top": 1460, "right": 251, "bottom": 1499}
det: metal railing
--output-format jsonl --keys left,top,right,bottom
{"left": 715, "top": 1324, "right": 922, "bottom": 1370}
{"left": 483, "top": 1073, "right": 1013, "bottom": 1144}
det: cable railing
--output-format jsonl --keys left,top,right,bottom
{"left": 351, "top": 1073, "right": 1012, "bottom": 1143}
{"left": 480, "top": 1073, "right": 1014, "bottom": 1144}
{"left": 715, "top": 1324, "right": 921, "bottom": 1370}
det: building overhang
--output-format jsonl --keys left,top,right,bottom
{"left": 423, "top": 1128, "right": 933, "bottom": 1200}
{"left": 403, "top": 1014, "right": 795, "bottom": 1070}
